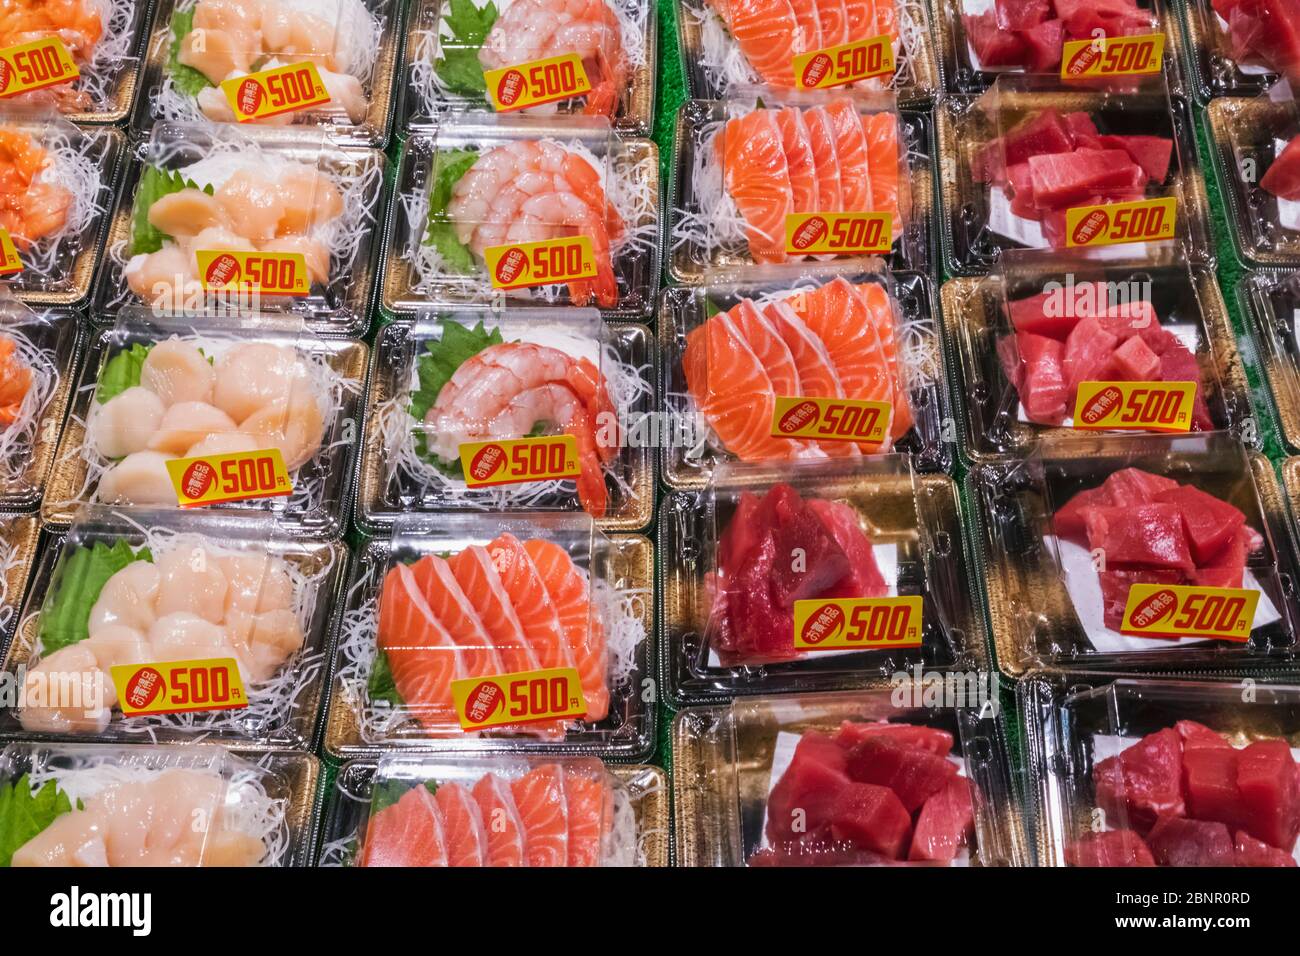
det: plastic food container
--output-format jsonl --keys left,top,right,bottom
{"left": 1022, "top": 675, "right": 1300, "bottom": 866}
{"left": 135, "top": 0, "right": 402, "bottom": 147}
{"left": 0, "top": 113, "right": 124, "bottom": 309}
{"left": 672, "top": 690, "right": 1022, "bottom": 866}
{"left": 669, "top": 94, "right": 931, "bottom": 282}
{"left": 355, "top": 310, "right": 654, "bottom": 534}
{"left": 42, "top": 313, "right": 368, "bottom": 541}
{"left": 659, "top": 457, "right": 987, "bottom": 706}
{"left": 675, "top": 0, "right": 940, "bottom": 107}
{"left": 0, "top": 508, "right": 348, "bottom": 749}
{"left": 1238, "top": 270, "right": 1300, "bottom": 452}
{"left": 933, "top": 0, "right": 1185, "bottom": 97}
{"left": 400, "top": 0, "right": 657, "bottom": 135}
{"left": 381, "top": 118, "right": 659, "bottom": 320}
{"left": 324, "top": 513, "right": 655, "bottom": 759}
{"left": 0, "top": 301, "right": 82, "bottom": 514}
{"left": 0, "top": 514, "right": 41, "bottom": 650}
{"left": 936, "top": 75, "right": 1212, "bottom": 276}
{"left": 942, "top": 251, "right": 1254, "bottom": 464}
{"left": 658, "top": 264, "right": 953, "bottom": 489}
{"left": 0, "top": 742, "right": 319, "bottom": 866}
{"left": 969, "top": 432, "right": 1300, "bottom": 678}
{"left": 318, "top": 753, "right": 668, "bottom": 865}
{"left": 1179, "top": 0, "right": 1299, "bottom": 103}
{"left": 93, "top": 122, "right": 386, "bottom": 337}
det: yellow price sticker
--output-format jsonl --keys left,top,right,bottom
{"left": 1120, "top": 583, "right": 1259, "bottom": 642}
{"left": 1073, "top": 381, "right": 1197, "bottom": 433}
{"left": 483, "top": 235, "right": 597, "bottom": 291}
{"left": 793, "top": 596, "right": 923, "bottom": 650}
{"left": 451, "top": 667, "right": 586, "bottom": 730}
{"left": 195, "top": 249, "right": 311, "bottom": 296}
{"left": 221, "top": 60, "right": 330, "bottom": 122}
{"left": 0, "top": 36, "right": 79, "bottom": 98}
{"left": 165, "top": 448, "right": 293, "bottom": 507}
{"left": 794, "top": 35, "right": 895, "bottom": 89}
{"left": 459, "top": 434, "right": 580, "bottom": 488}
{"left": 1062, "top": 33, "right": 1165, "bottom": 78}
{"left": 785, "top": 212, "right": 893, "bottom": 255}
{"left": 1065, "top": 196, "right": 1178, "bottom": 248}
{"left": 484, "top": 53, "right": 592, "bottom": 111}
{"left": 771, "top": 395, "right": 892, "bottom": 444}
{"left": 111, "top": 658, "right": 248, "bottom": 717}
{"left": 0, "top": 227, "right": 20, "bottom": 276}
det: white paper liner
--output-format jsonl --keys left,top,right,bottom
{"left": 988, "top": 186, "right": 1152, "bottom": 260}
{"left": 1271, "top": 138, "right": 1300, "bottom": 230}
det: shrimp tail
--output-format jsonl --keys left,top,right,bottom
{"left": 567, "top": 422, "right": 608, "bottom": 517}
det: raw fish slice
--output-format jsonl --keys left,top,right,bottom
{"left": 707, "top": 0, "right": 801, "bottom": 86}
{"left": 435, "top": 781, "right": 490, "bottom": 867}
{"left": 360, "top": 785, "right": 448, "bottom": 867}
{"left": 719, "top": 110, "right": 794, "bottom": 263}
{"left": 0, "top": 337, "right": 33, "bottom": 426}
{"left": 728, "top": 299, "right": 803, "bottom": 396}
{"left": 813, "top": 0, "right": 850, "bottom": 47}
{"left": 854, "top": 281, "right": 914, "bottom": 438}
{"left": 774, "top": 108, "right": 820, "bottom": 214}
{"left": 763, "top": 300, "right": 861, "bottom": 456}
{"left": 376, "top": 563, "right": 465, "bottom": 728}
{"left": 408, "top": 554, "right": 503, "bottom": 677}
{"left": 510, "top": 764, "right": 569, "bottom": 867}
{"left": 488, "top": 534, "right": 577, "bottom": 673}
{"left": 863, "top": 112, "right": 903, "bottom": 241}
{"left": 842, "top": 0, "right": 875, "bottom": 40}
{"left": 825, "top": 99, "right": 873, "bottom": 213}
{"left": 803, "top": 107, "right": 844, "bottom": 212}
{"left": 447, "top": 546, "right": 540, "bottom": 674}
{"left": 871, "top": 0, "right": 899, "bottom": 42}
{"left": 472, "top": 773, "right": 527, "bottom": 866}
{"left": 787, "top": 0, "right": 823, "bottom": 51}
{"left": 563, "top": 769, "right": 609, "bottom": 866}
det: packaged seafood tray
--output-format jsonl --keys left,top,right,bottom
{"left": 675, "top": 0, "right": 939, "bottom": 107}
{"left": 135, "top": 0, "right": 402, "bottom": 147}
{"left": 1021, "top": 675, "right": 1300, "bottom": 867}
{"left": 659, "top": 457, "right": 988, "bottom": 707}
{"left": 0, "top": 300, "right": 82, "bottom": 513}
{"left": 936, "top": 75, "right": 1213, "bottom": 277}
{"left": 0, "top": 0, "right": 153, "bottom": 125}
{"left": 355, "top": 310, "right": 654, "bottom": 534}
{"left": 672, "top": 690, "right": 1022, "bottom": 866}
{"left": 92, "top": 122, "right": 387, "bottom": 337}
{"left": 669, "top": 94, "right": 931, "bottom": 282}
{"left": 969, "top": 432, "right": 1300, "bottom": 678}
{"left": 0, "top": 112, "right": 125, "bottom": 309}
{"left": 1237, "top": 270, "right": 1300, "bottom": 452}
{"left": 658, "top": 264, "right": 953, "bottom": 489}
{"left": 1206, "top": 89, "right": 1300, "bottom": 269}
{"left": 933, "top": 0, "right": 1185, "bottom": 97}
{"left": 0, "top": 508, "right": 348, "bottom": 749}
{"left": 0, "top": 742, "right": 320, "bottom": 866}
{"left": 1178, "top": 0, "right": 1300, "bottom": 102}
{"left": 381, "top": 118, "right": 659, "bottom": 320}
{"left": 323, "top": 513, "right": 655, "bottom": 759}
{"left": 318, "top": 754, "right": 668, "bottom": 865}
{"left": 41, "top": 313, "right": 368, "bottom": 541}
{"left": 0, "top": 514, "right": 41, "bottom": 649}
{"left": 941, "top": 251, "right": 1254, "bottom": 465}
{"left": 400, "top": 0, "right": 657, "bottom": 135}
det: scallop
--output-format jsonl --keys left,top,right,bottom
{"left": 215, "top": 168, "right": 287, "bottom": 246}
{"left": 276, "top": 167, "right": 344, "bottom": 234}
{"left": 18, "top": 644, "right": 112, "bottom": 735}
{"left": 83, "top": 624, "right": 152, "bottom": 673}
{"left": 211, "top": 343, "right": 302, "bottom": 422}
{"left": 97, "top": 451, "right": 177, "bottom": 506}
{"left": 88, "top": 562, "right": 160, "bottom": 636}
{"left": 177, "top": 26, "right": 253, "bottom": 84}
{"left": 146, "top": 402, "right": 237, "bottom": 456}
{"left": 180, "top": 225, "right": 256, "bottom": 257}
{"left": 125, "top": 245, "right": 194, "bottom": 301}
{"left": 154, "top": 547, "right": 229, "bottom": 624}
{"left": 260, "top": 235, "right": 330, "bottom": 286}
{"left": 225, "top": 608, "right": 304, "bottom": 682}
{"left": 147, "top": 189, "right": 230, "bottom": 238}
{"left": 141, "top": 338, "right": 215, "bottom": 406}
{"left": 147, "top": 612, "right": 236, "bottom": 663}
{"left": 318, "top": 67, "right": 367, "bottom": 124}
{"left": 241, "top": 393, "right": 326, "bottom": 470}
{"left": 220, "top": 554, "right": 295, "bottom": 619}
{"left": 184, "top": 431, "right": 260, "bottom": 459}
{"left": 88, "top": 387, "right": 165, "bottom": 459}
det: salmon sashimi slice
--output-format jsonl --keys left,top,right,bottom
{"left": 0, "top": 128, "right": 72, "bottom": 251}
{"left": 360, "top": 784, "right": 448, "bottom": 867}
{"left": 377, "top": 563, "right": 465, "bottom": 728}
{"left": 786, "top": 0, "right": 822, "bottom": 53}
{"left": 488, "top": 533, "right": 577, "bottom": 672}
{"left": 447, "top": 545, "right": 540, "bottom": 674}
{"left": 803, "top": 107, "right": 844, "bottom": 213}
{"left": 523, "top": 538, "right": 610, "bottom": 722}
{"left": 728, "top": 299, "right": 802, "bottom": 396}
{"left": 0, "top": 336, "right": 32, "bottom": 427}
{"left": 435, "top": 781, "right": 490, "bottom": 867}
{"left": 719, "top": 110, "right": 793, "bottom": 263}
{"left": 510, "top": 764, "right": 569, "bottom": 867}
{"left": 409, "top": 555, "right": 503, "bottom": 678}
{"left": 855, "top": 281, "right": 914, "bottom": 438}
{"left": 774, "top": 108, "right": 820, "bottom": 214}
{"left": 826, "top": 99, "right": 874, "bottom": 213}
{"left": 762, "top": 300, "right": 860, "bottom": 458}
{"left": 871, "top": 0, "right": 899, "bottom": 42}
{"left": 813, "top": 0, "right": 850, "bottom": 45}
{"left": 863, "top": 111, "right": 903, "bottom": 241}
{"left": 843, "top": 0, "right": 875, "bottom": 38}
{"left": 563, "top": 770, "right": 609, "bottom": 867}
{"left": 707, "top": 0, "right": 800, "bottom": 86}
{"left": 472, "top": 773, "right": 527, "bottom": 866}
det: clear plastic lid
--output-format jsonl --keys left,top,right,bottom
{"left": 1, "top": 506, "right": 348, "bottom": 748}
{"left": 1182, "top": 0, "right": 1300, "bottom": 102}
{"left": 137, "top": 0, "right": 401, "bottom": 147}
{"left": 659, "top": 262, "right": 951, "bottom": 488}
{"left": 0, "top": 741, "right": 318, "bottom": 866}
{"left": 1023, "top": 675, "right": 1300, "bottom": 867}
{"left": 672, "top": 690, "right": 1020, "bottom": 866}
{"left": 326, "top": 512, "right": 655, "bottom": 758}
{"left": 383, "top": 117, "right": 659, "bottom": 319}
{"left": 970, "top": 432, "right": 1300, "bottom": 676}
{"left": 0, "top": 513, "right": 40, "bottom": 648}
{"left": 42, "top": 311, "right": 367, "bottom": 540}
{"left": 670, "top": 92, "right": 928, "bottom": 282}
{"left": 94, "top": 121, "right": 386, "bottom": 336}
{"left": 945, "top": 250, "right": 1253, "bottom": 463}
{"left": 1240, "top": 269, "right": 1300, "bottom": 452}
{"left": 660, "top": 457, "right": 987, "bottom": 706}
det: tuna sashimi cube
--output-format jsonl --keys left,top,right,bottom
{"left": 1177, "top": 720, "right": 1232, "bottom": 751}
{"left": 1029, "top": 149, "right": 1144, "bottom": 210}
{"left": 1183, "top": 746, "right": 1242, "bottom": 830}
{"left": 1096, "top": 135, "right": 1175, "bottom": 185}
{"left": 1157, "top": 343, "right": 1213, "bottom": 430}
{"left": 768, "top": 499, "right": 852, "bottom": 606}
{"left": 1190, "top": 526, "right": 1251, "bottom": 590}
{"left": 1063, "top": 315, "right": 1119, "bottom": 390}
{"left": 1054, "top": 485, "right": 1113, "bottom": 542}
{"left": 1065, "top": 829, "right": 1156, "bottom": 866}
{"left": 1097, "top": 301, "right": 1179, "bottom": 353}
{"left": 1055, "top": 0, "right": 1155, "bottom": 35}
{"left": 1021, "top": 19, "right": 1066, "bottom": 70}
{"left": 995, "top": 0, "right": 1052, "bottom": 29}
{"left": 1110, "top": 334, "right": 1161, "bottom": 382}
{"left": 765, "top": 731, "right": 851, "bottom": 844}
{"left": 1095, "top": 728, "right": 1186, "bottom": 831}
{"left": 1016, "top": 332, "right": 1069, "bottom": 424}
{"left": 1260, "top": 134, "right": 1300, "bottom": 202}
{"left": 717, "top": 491, "right": 763, "bottom": 569}
{"left": 1101, "top": 468, "right": 1180, "bottom": 506}
{"left": 1007, "top": 165, "right": 1043, "bottom": 221}
{"left": 828, "top": 783, "right": 914, "bottom": 858}
{"left": 1235, "top": 830, "right": 1297, "bottom": 867}
{"left": 1147, "top": 816, "right": 1236, "bottom": 866}
{"left": 833, "top": 721, "right": 955, "bottom": 756}
{"left": 1099, "top": 568, "right": 1185, "bottom": 631}
{"left": 964, "top": 12, "right": 1029, "bottom": 69}
{"left": 1153, "top": 485, "right": 1247, "bottom": 565}
{"left": 1253, "top": 0, "right": 1300, "bottom": 83}
{"left": 845, "top": 738, "right": 960, "bottom": 812}
{"left": 1003, "top": 110, "right": 1077, "bottom": 167}
{"left": 713, "top": 531, "right": 793, "bottom": 662}
{"left": 1063, "top": 112, "right": 1101, "bottom": 148}
{"left": 997, "top": 334, "right": 1024, "bottom": 391}
{"left": 909, "top": 777, "right": 975, "bottom": 862}
{"left": 1084, "top": 503, "right": 1195, "bottom": 572}
{"left": 805, "top": 499, "right": 888, "bottom": 600}
{"left": 1007, "top": 290, "right": 1082, "bottom": 341}
{"left": 1235, "top": 739, "right": 1300, "bottom": 851}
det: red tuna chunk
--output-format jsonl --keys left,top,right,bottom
{"left": 909, "top": 777, "right": 975, "bottom": 862}
{"left": 1007, "top": 288, "right": 1085, "bottom": 341}
{"left": 1177, "top": 720, "right": 1232, "bottom": 751}
{"left": 995, "top": 0, "right": 1052, "bottom": 29}
{"left": 833, "top": 720, "right": 955, "bottom": 756}
{"left": 1153, "top": 484, "right": 1247, "bottom": 564}
{"left": 1096, "top": 300, "right": 1171, "bottom": 351}
{"left": 1157, "top": 342, "right": 1214, "bottom": 430}
{"left": 1235, "top": 830, "right": 1297, "bottom": 867}
{"left": 1054, "top": 0, "right": 1156, "bottom": 35}
{"left": 1004, "top": 110, "right": 1077, "bottom": 167}
{"left": 805, "top": 499, "right": 888, "bottom": 599}
{"left": 1016, "top": 332, "right": 1069, "bottom": 424}
{"left": 1183, "top": 746, "right": 1242, "bottom": 829}
{"left": 1191, "top": 526, "right": 1253, "bottom": 590}
{"left": 1062, "top": 315, "right": 1119, "bottom": 391}
{"left": 1085, "top": 503, "right": 1195, "bottom": 572}
{"left": 1147, "top": 816, "right": 1237, "bottom": 866}
{"left": 1062, "top": 112, "right": 1101, "bottom": 148}
{"left": 1099, "top": 568, "right": 1185, "bottom": 631}
{"left": 997, "top": 333, "right": 1024, "bottom": 392}
{"left": 1260, "top": 134, "right": 1300, "bottom": 202}
{"left": 1109, "top": 334, "right": 1161, "bottom": 381}
{"left": 1236, "top": 739, "right": 1300, "bottom": 851}
{"left": 1028, "top": 149, "right": 1144, "bottom": 209}
{"left": 964, "top": 11, "right": 1029, "bottom": 70}
{"left": 845, "top": 738, "right": 959, "bottom": 812}
{"left": 1055, "top": 485, "right": 1114, "bottom": 542}
{"left": 1065, "top": 829, "right": 1156, "bottom": 867}
{"left": 1021, "top": 18, "right": 1066, "bottom": 71}
{"left": 765, "top": 731, "right": 851, "bottom": 845}
{"left": 1101, "top": 467, "right": 1179, "bottom": 505}
{"left": 1096, "top": 135, "right": 1175, "bottom": 185}
{"left": 1095, "top": 728, "right": 1186, "bottom": 831}
{"left": 767, "top": 495, "right": 852, "bottom": 606}
{"left": 828, "top": 783, "right": 914, "bottom": 858}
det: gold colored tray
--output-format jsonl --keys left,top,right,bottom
{"left": 0, "top": 515, "right": 41, "bottom": 644}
